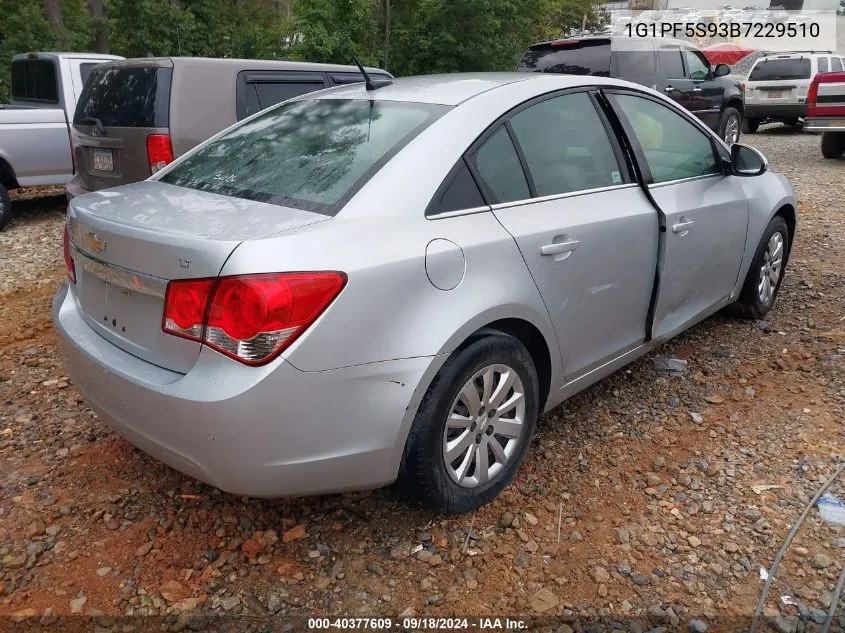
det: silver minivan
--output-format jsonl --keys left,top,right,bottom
{"left": 67, "top": 57, "right": 391, "bottom": 199}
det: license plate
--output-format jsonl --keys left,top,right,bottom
{"left": 768, "top": 90, "right": 784, "bottom": 99}
{"left": 92, "top": 148, "right": 114, "bottom": 172}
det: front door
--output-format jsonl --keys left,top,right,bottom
{"left": 607, "top": 91, "right": 749, "bottom": 339}
{"left": 468, "top": 90, "right": 659, "bottom": 379}
{"left": 658, "top": 44, "right": 695, "bottom": 111}
{"left": 683, "top": 48, "right": 724, "bottom": 130}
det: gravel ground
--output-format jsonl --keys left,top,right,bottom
{"left": 1, "top": 129, "right": 844, "bottom": 632}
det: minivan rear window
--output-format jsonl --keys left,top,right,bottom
{"left": 11, "top": 59, "right": 59, "bottom": 103}
{"left": 73, "top": 66, "right": 172, "bottom": 128}
{"left": 159, "top": 99, "right": 448, "bottom": 215}
{"left": 748, "top": 58, "right": 812, "bottom": 81}
{"left": 517, "top": 40, "right": 611, "bottom": 76}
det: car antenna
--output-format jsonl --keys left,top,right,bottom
{"left": 350, "top": 53, "right": 392, "bottom": 91}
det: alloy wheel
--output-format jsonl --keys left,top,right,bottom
{"left": 442, "top": 364, "right": 526, "bottom": 488}
{"left": 724, "top": 116, "right": 740, "bottom": 145}
{"left": 758, "top": 232, "right": 784, "bottom": 305}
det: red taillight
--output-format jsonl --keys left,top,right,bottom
{"left": 549, "top": 40, "right": 580, "bottom": 47}
{"left": 807, "top": 73, "right": 821, "bottom": 111}
{"left": 162, "top": 272, "right": 346, "bottom": 366}
{"left": 146, "top": 134, "right": 174, "bottom": 175}
{"left": 63, "top": 230, "right": 76, "bottom": 284}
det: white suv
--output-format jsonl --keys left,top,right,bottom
{"left": 743, "top": 52, "right": 845, "bottom": 133}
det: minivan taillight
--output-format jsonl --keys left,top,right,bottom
{"left": 147, "top": 134, "right": 174, "bottom": 174}
{"left": 162, "top": 272, "right": 347, "bottom": 366}
{"left": 63, "top": 230, "right": 76, "bottom": 284}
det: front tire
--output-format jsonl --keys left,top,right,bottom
{"left": 0, "top": 183, "right": 11, "bottom": 231}
{"left": 733, "top": 215, "right": 789, "bottom": 319}
{"left": 820, "top": 132, "right": 845, "bottom": 159}
{"left": 742, "top": 117, "right": 760, "bottom": 134}
{"left": 398, "top": 331, "right": 539, "bottom": 513}
{"left": 719, "top": 107, "right": 742, "bottom": 145}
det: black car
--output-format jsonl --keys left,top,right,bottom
{"left": 517, "top": 37, "right": 746, "bottom": 144}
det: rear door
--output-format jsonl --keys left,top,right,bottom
{"left": 235, "top": 70, "right": 327, "bottom": 120}
{"left": 72, "top": 61, "right": 173, "bottom": 192}
{"left": 471, "top": 90, "right": 659, "bottom": 379}
{"left": 657, "top": 44, "right": 695, "bottom": 112}
{"left": 606, "top": 91, "right": 748, "bottom": 339}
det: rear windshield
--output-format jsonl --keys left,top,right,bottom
{"left": 11, "top": 59, "right": 59, "bottom": 103}
{"left": 749, "top": 58, "right": 812, "bottom": 81}
{"left": 158, "top": 99, "right": 448, "bottom": 215}
{"left": 73, "top": 66, "right": 172, "bottom": 128}
{"left": 517, "top": 41, "right": 611, "bottom": 76}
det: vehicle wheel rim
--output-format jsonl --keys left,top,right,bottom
{"left": 443, "top": 364, "right": 526, "bottom": 489}
{"left": 725, "top": 116, "right": 740, "bottom": 144}
{"left": 757, "top": 232, "right": 784, "bottom": 305}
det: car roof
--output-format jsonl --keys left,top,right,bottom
{"left": 13, "top": 52, "right": 124, "bottom": 61}
{"left": 99, "top": 57, "right": 387, "bottom": 75}
{"left": 308, "top": 72, "right": 649, "bottom": 106}
{"left": 525, "top": 35, "right": 697, "bottom": 50}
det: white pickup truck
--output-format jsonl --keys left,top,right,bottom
{"left": 804, "top": 70, "right": 845, "bottom": 159}
{"left": 0, "top": 52, "right": 123, "bottom": 229}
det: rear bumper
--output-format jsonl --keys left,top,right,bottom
{"left": 745, "top": 103, "right": 807, "bottom": 120}
{"left": 803, "top": 117, "right": 845, "bottom": 132}
{"left": 52, "top": 282, "right": 433, "bottom": 497}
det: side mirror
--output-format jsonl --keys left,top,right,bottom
{"left": 730, "top": 143, "right": 767, "bottom": 176}
{"left": 713, "top": 64, "right": 731, "bottom": 78}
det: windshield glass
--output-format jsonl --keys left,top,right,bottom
{"left": 749, "top": 58, "right": 811, "bottom": 81}
{"left": 159, "top": 99, "right": 447, "bottom": 215}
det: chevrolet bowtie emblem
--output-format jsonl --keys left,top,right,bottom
{"left": 84, "top": 232, "right": 107, "bottom": 254}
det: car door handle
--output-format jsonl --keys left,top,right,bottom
{"left": 672, "top": 218, "right": 695, "bottom": 234}
{"left": 540, "top": 239, "right": 580, "bottom": 257}
{"left": 665, "top": 85, "right": 677, "bottom": 93}
{"left": 692, "top": 87, "right": 703, "bottom": 93}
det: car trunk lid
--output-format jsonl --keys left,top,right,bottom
{"left": 67, "top": 181, "right": 329, "bottom": 373}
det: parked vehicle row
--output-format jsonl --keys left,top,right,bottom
{"left": 0, "top": 54, "right": 391, "bottom": 229}
{"left": 804, "top": 69, "right": 845, "bottom": 158}
{"left": 0, "top": 52, "right": 123, "bottom": 229}
{"left": 517, "top": 36, "right": 745, "bottom": 145}
{"left": 743, "top": 52, "right": 845, "bottom": 132}
{"left": 54, "top": 70, "right": 796, "bottom": 512}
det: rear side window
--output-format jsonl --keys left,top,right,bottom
{"left": 509, "top": 92, "right": 622, "bottom": 196}
{"left": 749, "top": 58, "right": 811, "bottom": 81}
{"left": 659, "top": 47, "right": 685, "bottom": 78}
{"left": 237, "top": 71, "right": 327, "bottom": 120}
{"left": 11, "top": 59, "right": 59, "bottom": 103}
{"left": 818, "top": 57, "right": 829, "bottom": 73}
{"left": 471, "top": 127, "right": 530, "bottom": 203}
{"left": 517, "top": 41, "right": 611, "bottom": 76}
{"left": 427, "top": 160, "right": 486, "bottom": 216}
{"left": 159, "top": 99, "right": 447, "bottom": 215}
{"left": 832, "top": 57, "right": 843, "bottom": 72}
{"left": 74, "top": 66, "right": 172, "bottom": 127}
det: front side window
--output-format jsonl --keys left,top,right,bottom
{"left": 509, "top": 92, "right": 622, "bottom": 196}
{"left": 611, "top": 94, "right": 719, "bottom": 183}
{"left": 471, "top": 126, "right": 530, "bottom": 204}
{"left": 159, "top": 99, "right": 447, "bottom": 215}
{"left": 683, "top": 50, "right": 710, "bottom": 81}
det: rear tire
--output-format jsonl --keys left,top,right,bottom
{"left": 718, "top": 107, "right": 742, "bottom": 145}
{"left": 820, "top": 132, "right": 845, "bottom": 159}
{"left": 742, "top": 117, "right": 760, "bottom": 134}
{"left": 398, "top": 330, "right": 539, "bottom": 513}
{"left": 733, "top": 215, "right": 789, "bottom": 320}
{"left": 0, "top": 183, "right": 11, "bottom": 231}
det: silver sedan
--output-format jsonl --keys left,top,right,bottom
{"left": 53, "top": 72, "right": 796, "bottom": 513}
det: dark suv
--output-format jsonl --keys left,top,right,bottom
{"left": 517, "top": 37, "right": 745, "bottom": 144}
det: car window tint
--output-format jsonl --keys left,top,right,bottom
{"left": 818, "top": 57, "right": 830, "bottom": 73}
{"left": 659, "top": 47, "right": 685, "bottom": 78}
{"left": 684, "top": 50, "right": 710, "bottom": 81}
{"left": 74, "top": 66, "right": 172, "bottom": 127}
{"left": 612, "top": 94, "right": 719, "bottom": 183}
{"left": 79, "top": 63, "right": 97, "bottom": 88}
{"left": 472, "top": 126, "right": 530, "bottom": 203}
{"left": 509, "top": 92, "right": 622, "bottom": 196}
{"left": 160, "top": 99, "right": 447, "bottom": 215}
{"left": 517, "top": 41, "right": 611, "bottom": 76}
{"left": 831, "top": 57, "right": 843, "bottom": 72}
{"left": 11, "top": 59, "right": 58, "bottom": 103}
{"left": 748, "top": 58, "right": 811, "bottom": 80}
{"left": 428, "top": 161, "right": 486, "bottom": 215}
{"left": 243, "top": 81, "right": 326, "bottom": 119}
